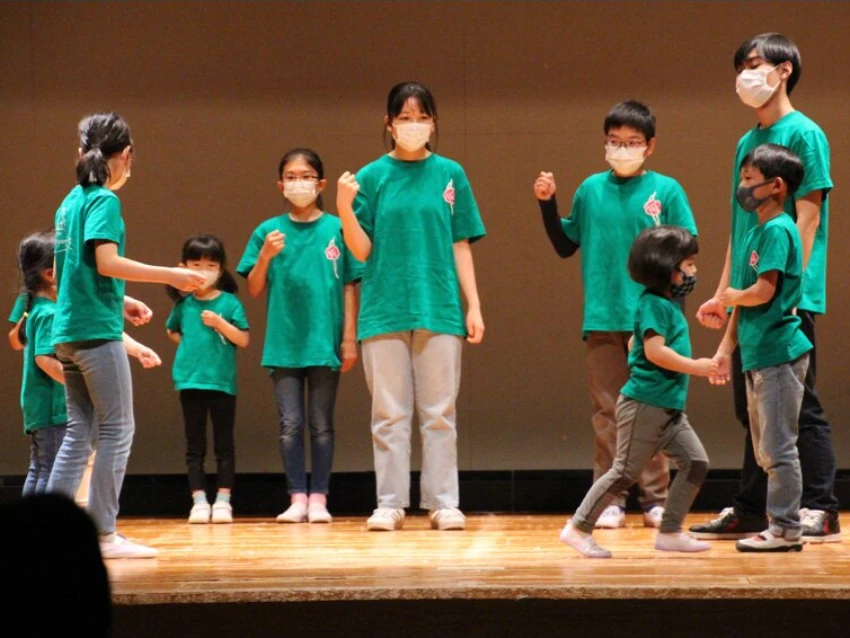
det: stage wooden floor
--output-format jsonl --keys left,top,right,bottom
{"left": 106, "top": 513, "right": 850, "bottom": 605}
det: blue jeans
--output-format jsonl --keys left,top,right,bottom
{"left": 47, "top": 340, "right": 135, "bottom": 535}
{"left": 272, "top": 367, "right": 340, "bottom": 495}
{"left": 22, "top": 425, "right": 68, "bottom": 497}
{"left": 745, "top": 354, "right": 809, "bottom": 539}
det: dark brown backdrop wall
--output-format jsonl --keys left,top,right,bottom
{"left": 1, "top": 1, "right": 848, "bottom": 476}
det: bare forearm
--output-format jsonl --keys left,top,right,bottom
{"left": 122, "top": 332, "right": 144, "bottom": 358}
{"left": 717, "top": 309, "right": 739, "bottom": 355}
{"left": 8, "top": 324, "right": 23, "bottom": 351}
{"left": 35, "top": 355, "right": 65, "bottom": 384}
{"left": 343, "top": 284, "right": 359, "bottom": 343}
{"left": 338, "top": 203, "right": 373, "bottom": 262}
{"left": 216, "top": 320, "right": 250, "bottom": 348}
{"left": 98, "top": 253, "right": 173, "bottom": 285}
{"left": 453, "top": 241, "right": 481, "bottom": 310}
{"left": 714, "top": 239, "right": 732, "bottom": 297}
{"left": 247, "top": 258, "right": 270, "bottom": 298}
{"left": 645, "top": 345, "right": 705, "bottom": 375}
{"left": 167, "top": 330, "right": 182, "bottom": 344}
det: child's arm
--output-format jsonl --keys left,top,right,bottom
{"left": 94, "top": 242, "right": 205, "bottom": 291}
{"left": 710, "top": 307, "right": 740, "bottom": 386}
{"left": 201, "top": 311, "right": 250, "bottom": 348}
{"left": 796, "top": 191, "right": 822, "bottom": 271}
{"left": 643, "top": 332, "right": 717, "bottom": 377}
{"left": 166, "top": 329, "right": 182, "bottom": 344}
{"left": 35, "top": 355, "right": 65, "bottom": 384}
{"left": 696, "top": 238, "right": 732, "bottom": 329}
{"left": 8, "top": 320, "right": 23, "bottom": 351}
{"left": 453, "top": 240, "right": 484, "bottom": 344}
{"left": 123, "top": 295, "right": 154, "bottom": 326}
{"left": 337, "top": 172, "right": 373, "bottom": 262}
{"left": 122, "top": 332, "right": 162, "bottom": 368}
{"left": 246, "top": 231, "right": 285, "bottom": 298}
{"left": 340, "top": 283, "right": 359, "bottom": 372}
{"left": 534, "top": 172, "right": 579, "bottom": 258}
{"left": 718, "top": 271, "right": 778, "bottom": 308}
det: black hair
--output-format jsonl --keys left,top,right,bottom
{"left": 166, "top": 235, "right": 238, "bottom": 303}
{"left": 734, "top": 33, "right": 802, "bottom": 95}
{"left": 16, "top": 231, "right": 56, "bottom": 346}
{"left": 278, "top": 148, "right": 325, "bottom": 210}
{"left": 76, "top": 112, "right": 133, "bottom": 187}
{"left": 628, "top": 226, "right": 699, "bottom": 295}
{"left": 383, "top": 81, "right": 439, "bottom": 151}
{"left": 740, "top": 143, "right": 805, "bottom": 198}
{"left": 603, "top": 100, "right": 656, "bottom": 141}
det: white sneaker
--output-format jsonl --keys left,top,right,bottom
{"left": 643, "top": 505, "right": 665, "bottom": 529}
{"left": 736, "top": 530, "right": 803, "bottom": 553}
{"left": 276, "top": 502, "right": 308, "bottom": 523}
{"left": 308, "top": 504, "right": 333, "bottom": 524}
{"left": 595, "top": 505, "right": 626, "bottom": 529}
{"left": 366, "top": 507, "right": 405, "bottom": 531}
{"left": 560, "top": 521, "right": 612, "bottom": 558}
{"left": 429, "top": 507, "right": 466, "bottom": 531}
{"left": 188, "top": 502, "right": 211, "bottom": 524}
{"left": 655, "top": 532, "right": 711, "bottom": 553}
{"left": 100, "top": 534, "right": 159, "bottom": 559}
{"left": 211, "top": 501, "right": 233, "bottom": 524}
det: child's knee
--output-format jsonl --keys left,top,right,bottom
{"left": 684, "top": 459, "right": 709, "bottom": 486}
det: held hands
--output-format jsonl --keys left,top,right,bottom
{"left": 693, "top": 357, "right": 719, "bottom": 378}
{"left": 533, "top": 172, "right": 557, "bottom": 201}
{"left": 717, "top": 288, "right": 742, "bottom": 308}
{"left": 340, "top": 340, "right": 358, "bottom": 373}
{"left": 260, "top": 230, "right": 286, "bottom": 261}
{"left": 136, "top": 346, "right": 162, "bottom": 369}
{"left": 337, "top": 172, "right": 360, "bottom": 209}
{"left": 466, "top": 306, "right": 485, "bottom": 344}
{"left": 169, "top": 268, "right": 206, "bottom": 292}
{"left": 709, "top": 353, "right": 732, "bottom": 386}
{"left": 123, "top": 296, "right": 153, "bottom": 326}
{"left": 696, "top": 297, "right": 728, "bottom": 330}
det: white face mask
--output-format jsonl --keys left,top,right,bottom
{"left": 736, "top": 65, "right": 780, "bottom": 108}
{"left": 284, "top": 180, "right": 318, "bottom": 208}
{"left": 394, "top": 122, "right": 432, "bottom": 152}
{"left": 605, "top": 145, "right": 646, "bottom": 176}
{"left": 201, "top": 269, "right": 220, "bottom": 289}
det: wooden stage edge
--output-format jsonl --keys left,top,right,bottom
{"left": 107, "top": 514, "right": 850, "bottom": 605}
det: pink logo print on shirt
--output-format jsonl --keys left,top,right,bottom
{"left": 443, "top": 179, "right": 455, "bottom": 215}
{"left": 643, "top": 191, "right": 662, "bottom": 226}
{"left": 325, "top": 238, "right": 341, "bottom": 279}
{"left": 750, "top": 250, "right": 759, "bottom": 271}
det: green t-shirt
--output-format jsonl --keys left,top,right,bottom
{"left": 734, "top": 213, "right": 812, "bottom": 372}
{"left": 731, "top": 111, "right": 832, "bottom": 314}
{"left": 52, "top": 185, "right": 126, "bottom": 345}
{"left": 621, "top": 290, "right": 691, "bottom": 411}
{"left": 237, "top": 213, "right": 362, "bottom": 370}
{"left": 353, "top": 153, "right": 486, "bottom": 341}
{"left": 562, "top": 171, "right": 698, "bottom": 335}
{"left": 20, "top": 297, "right": 67, "bottom": 433}
{"left": 166, "top": 292, "right": 249, "bottom": 395}
{"left": 9, "top": 294, "right": 26, "bottom": 323}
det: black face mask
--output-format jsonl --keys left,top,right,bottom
{"left": 736, "top": 179, "right": 774, "bottom": 212}
{"left": 670, "top": 271, "right": 697, "bottom": 298}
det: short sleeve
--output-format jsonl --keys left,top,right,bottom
{"left": 236, "top": 224, "right": 267, "bottom": 278}
{"left": 794, "top": 130, "right": 833, "bottom": 200}
{"left": 228, "top": 297, "right": 250, "bottom": 331}
{"left": 343, "top": 239, "right": 364, "bottom": 284}
{"left": 31, "top": 308, "right": 56, "bottom": 357}
{"left": 449, "top": 166, "right": 486, "bottom": 244}
{"left": 663, "top": 182, "right": 698, "bottom": 236}
{"left": 561, "top": 186, "right": 583, "bottom": 245}
{"left": 84, "top": 193, "right": 123, "bottom": 245}
{"left": 8, "top": 293, "right": 26, "bottom": 323}
{"left": 165, "top": 303, "right": 183, "bottom": 333}
{"left": 639, "top": 297, "right": 673, "bottom": 342}
{"left": 756, "top": 225, "right": 791, "bottom": 275}
{"left": 353, "top": 169, "right": 374, "bottom": 240}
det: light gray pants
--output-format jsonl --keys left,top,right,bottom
{"left": 573, "top": 396, "right": 709, "bottom": 534}
{"left": 745, "top": 354, "right": 809, "bottom": 539}
{"left": 362, "top": 330, "right": 462, "bottom": 510}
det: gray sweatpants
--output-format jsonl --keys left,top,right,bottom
{"left": 573, "top": 396, "right": 709, "bottom": 534}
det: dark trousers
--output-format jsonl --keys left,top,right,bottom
{"left": 732, "top": 310, "right": 838, "bottom": 515}
{"left": 179, "top": 389, "right": 236, "bottom": 493}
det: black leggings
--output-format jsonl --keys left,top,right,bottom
{"left": 180, "top": 390, "right": 236, "bottom": 492}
